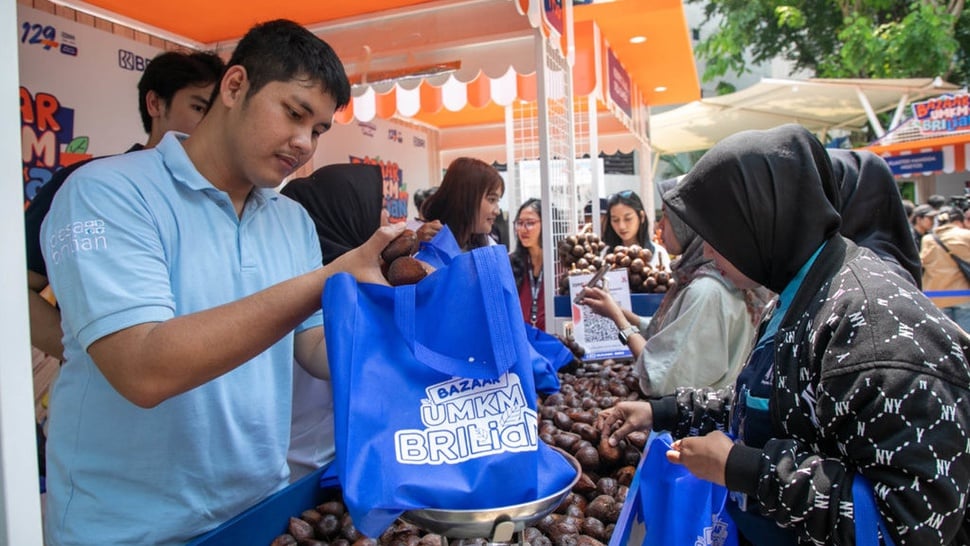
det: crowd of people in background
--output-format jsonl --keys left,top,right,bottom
{"left": 906, "top": 191, "right": 970, "bottom": 331}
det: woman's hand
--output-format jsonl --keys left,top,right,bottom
{"left": 580, "top": 286, "right": 624, "bottom": 323}
{"left": 416, "top": 220, "right": 442, "bottom": 243}
{"left": 596, "top": 400, "right": 653, "bottom": 446}
{"left": 666, "top": 431, "right": 734, "bottom": 486}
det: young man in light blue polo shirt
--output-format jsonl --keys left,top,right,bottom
{"left": 40, "top": 20, "right": 404, "bottom": 545}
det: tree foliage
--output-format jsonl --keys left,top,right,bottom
{"left": 691, "top": 0, "right": 967, "bottom": 85}
{"left": 657, "top": 150, "right": 707, "bottom": 179}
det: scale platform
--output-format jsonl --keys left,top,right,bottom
{"left": 400, "top": 448, "right": 582, "bottom": 545}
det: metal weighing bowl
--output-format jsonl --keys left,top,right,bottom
{"left": 400, "top": 448, "right": 582, "bottom": 539}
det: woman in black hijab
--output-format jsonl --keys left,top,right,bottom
{"left": 281, "top": 163, "right": 384, "bottom": 266}
{"left": 598, "top": 125, "right": 970, "bottom": 545}
{"left": 828, "top": 148, "right": 922, "bottom": 287}
{"left": 279, "top": 163, "right": 384, "bottom": 480}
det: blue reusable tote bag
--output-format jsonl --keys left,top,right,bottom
{"left": 523, "top": 323, "right": 574, "bottom": 394}
{"left": 609, "top": 433, "right": 651, "bottom": 546}
{"left": 413, "top": 226, "right": 573, "bottom": 394}
{"left": 854, "top": 474, "right": 897, "bottom": 546}
{"left": 632, "top": 432, "right": 738, "bottom": 546}
{"left": 322, "top": 240, "right": 576, "bottom": 538}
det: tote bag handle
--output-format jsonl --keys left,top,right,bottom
{"left": 413, "top": 224, "right": 462, "bottom": 269}
{"left": 394, "top": 246, "right": 518, "bottom": 379}
{"left": 853, "top": 474, "right": 896, "bottom": 546}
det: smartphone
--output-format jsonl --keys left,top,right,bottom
{"left": 573, "top": 264, "right": 611, "bottom": 304}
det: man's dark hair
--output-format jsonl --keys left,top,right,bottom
{"left": 224, "top": 19, "right": 351, "bottom": 110}
{"left": 137, "top": 50, "right": 225, "bottom": 133}
{"left": 936, "top": 206, "right": 964, "bottom": 225}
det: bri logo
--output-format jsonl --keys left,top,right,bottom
{"left": 118, "top": 49, "right": 149, "bottom": 72}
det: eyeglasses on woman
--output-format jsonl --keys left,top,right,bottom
{"left": 514, "top": 220, "right": 540, "bottom": 230}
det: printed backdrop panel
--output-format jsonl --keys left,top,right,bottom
{"left": 18, "top": 5, "right": 160, "bottom": 205}
{"left": 313, "top": 118, "right": 436, "bottom": 224}
{"left": 18, "top": 4, "right": 440, "bottom": 224}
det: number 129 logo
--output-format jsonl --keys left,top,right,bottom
{"left": 21, "top": 21, "right": 78, "bottom": 56}
{"left": 21, "top": 22, "right": 58, "bottom": 50}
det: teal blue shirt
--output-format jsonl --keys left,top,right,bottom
{"left": 757, "top": 241, "right": 827, "bottom": 348}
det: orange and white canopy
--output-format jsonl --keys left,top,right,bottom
{"left": 50, "top": 0, "right": 699, "bottom": 130}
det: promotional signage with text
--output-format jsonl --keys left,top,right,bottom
{"left": 884, "top": 151, "right": 945, "bottom": 176}
{"left": 606, "top": 48, "right": 632, "bottom": 119}
{"left": 911, "top": 93, "right": 970, "bottom": 136}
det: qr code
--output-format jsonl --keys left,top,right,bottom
{"left": 580, "top": 307, "right": 617, "bottom": 343}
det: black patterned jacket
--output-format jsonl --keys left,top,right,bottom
{"left": 652, "top": 236, "right": 970, "bottom": 545}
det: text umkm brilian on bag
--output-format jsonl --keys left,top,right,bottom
{"left": 394, "top": 373, "right": 538, "bottom": 465}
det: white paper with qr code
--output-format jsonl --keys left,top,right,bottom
{"left": 568, "top": 269, "right": 633, "bottom": 361}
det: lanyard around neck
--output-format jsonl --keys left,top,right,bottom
{"left": 529, "top": 269, "right": 541, "bottom": 326}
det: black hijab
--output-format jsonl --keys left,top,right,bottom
{"left": 280, "top": 163, "right": 384, "bottom": 265}
{"left": 828, "top": 149, "right": 922, "bottom": 288}
{"left": 663, "top": 124, "right": 842, "bottom": 294}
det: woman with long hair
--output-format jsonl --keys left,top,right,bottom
{"left": 509, "top": 198, "right": 545, "bottom": 329}
{"left": 602, "top": 189, "right": 669, "bottom": 269}
{"left": 421, "top": 157, "right": 505, "bottom": 251}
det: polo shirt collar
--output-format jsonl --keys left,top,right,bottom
{"left": 157, "top": 132, "right": 280, "bottom": 210}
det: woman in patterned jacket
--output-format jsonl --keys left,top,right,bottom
{"left": 598, "top": 124, "right": 970, "bottom": 545}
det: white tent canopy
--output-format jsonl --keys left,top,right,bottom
{"left": 649, "top": 77, "right": 964, "bottom": 155}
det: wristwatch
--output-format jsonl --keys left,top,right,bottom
{"left": 617, "top": 325, "right": 639, "bottom": 346}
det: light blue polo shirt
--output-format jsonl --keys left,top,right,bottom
{"left": 41, "top": 132, "right": 323, "bottom": 545}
